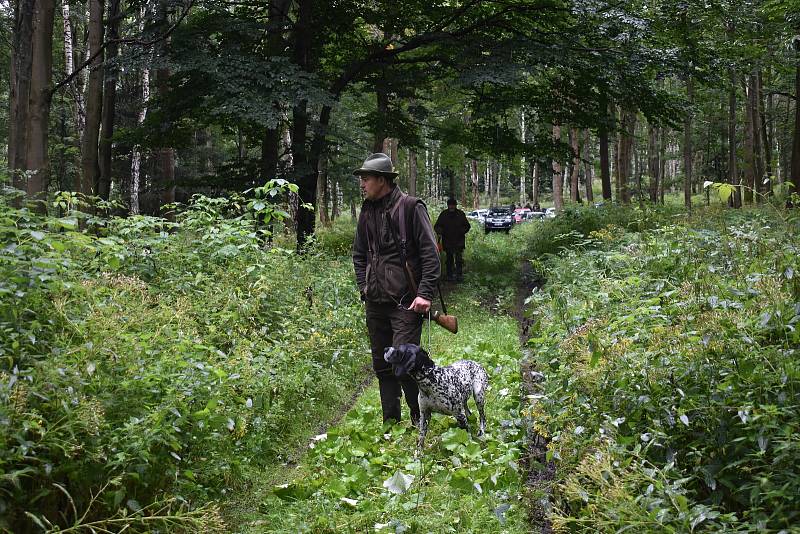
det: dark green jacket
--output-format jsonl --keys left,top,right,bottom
{"left": 353, "top": 186, "right": 440, "bottom": 304}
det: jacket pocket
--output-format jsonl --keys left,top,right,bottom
{"left": 383, "top": 263, "right": 409, "bottom": 299}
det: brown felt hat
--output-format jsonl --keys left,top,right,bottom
{"left": 352, "top": 153, "right": 398, "bottom": 179}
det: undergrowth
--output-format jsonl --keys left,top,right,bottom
{"left": 0, "top": 189, "right": 368, "bottom": 532}
{"left": 235, "top": 291, "right": 529, "bottom": 533}
{"left": 522, "top": 205, "right": 800, "bottom": 532}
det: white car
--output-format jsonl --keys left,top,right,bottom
{"left": 545, "top": 207, "right": 556, "bottom": 219}
{"left": 467, "top": 209, "right": 489, "bottom": 224}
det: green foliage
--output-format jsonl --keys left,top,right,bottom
{"left": 312, "top": 216, "right": 357, "bottom": 257}
{"left": 0, "top": 189, "right": 369, "bottom": 531}
{"left": 524, "top": 204, "right": 683, "bottom": 258}
{"left": 233, "top": 289, "right": 529, "bottom": 532}
{"left": 522, "top": 206, "right": 800, "bottom": 531}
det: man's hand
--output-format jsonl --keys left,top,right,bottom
{"left": 409, "top": 296, "right": 431, "bottom": 314}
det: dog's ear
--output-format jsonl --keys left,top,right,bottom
{"left": 417, "top": 347, "right": 435, "bottom": 369}
{"left": 393, "top": 346, "right": 417, "bottom": 377}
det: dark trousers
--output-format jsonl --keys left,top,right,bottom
{"left": 444, "top": 248, "right": 464, "bottom": 279}
{"left": 365, "top": 301, "right": 422, "bottom": 424}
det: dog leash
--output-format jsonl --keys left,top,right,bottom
{"left": 425, "top": 309, "right": 432, "bottom": 352}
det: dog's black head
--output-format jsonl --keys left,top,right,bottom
{"left": 383, "top": 343, "right": 435, "bottom": 377}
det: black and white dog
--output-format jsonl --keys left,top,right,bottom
{"left": 384, "top": 343, "right": 488, "bottom": 447}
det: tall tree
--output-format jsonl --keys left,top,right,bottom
{"left": 552, "top": 124, "right": 563, "bottom": 211}
{"left": 25, "top": 0, "right": 56, "bottom": 200}
{"left": 683, "top": 76, "right": 694, "bottom": 209}
{"left": 98, "top": 0, "right": 121, "bottom": 200}
{"left": 8, "top": 0, "right": 35, "bottom": 192}
{"left": 80, "top": 0, "right": 103, "bottom": 196}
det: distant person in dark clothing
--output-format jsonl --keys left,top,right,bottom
{"left": 532, "top": 202, "right": 541, "bottom": 212}
{"left": 434, "top": 198, "right": 471, "bottom": 281}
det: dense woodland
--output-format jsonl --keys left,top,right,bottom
{"left": 3, "top": 0, "right": 800, "bottom": 234}
{"left": 3, "top": 0, "right": 800, "bottom": 533}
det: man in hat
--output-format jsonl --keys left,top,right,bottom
{"left": 352, "top": 153, "right": 441, "bottom": 426}
{"left": 434, "top": 198, "right": 471, "bottom": 282}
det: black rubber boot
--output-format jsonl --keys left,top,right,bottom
{"left": 400, "top": 376, "right": 421, "bottom": 425}
{"left": 378, "top": 377, "right": 403, "bottom": 423}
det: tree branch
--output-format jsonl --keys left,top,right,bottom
{"left": 49, "top": 0, "right": 195, "bottom": 97}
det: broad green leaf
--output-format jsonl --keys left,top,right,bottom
{"left": 383, "top": 469, "right": 414, "bottom": 494}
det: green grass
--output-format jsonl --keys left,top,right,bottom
{"left": 227, "top": 287, "right": 529, "bottom": 533}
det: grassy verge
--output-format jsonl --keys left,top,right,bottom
{"left": 232, "top": 289, "right": 528, "bottom": 533}
{"left": 522, "top": 206, "right": 800, "bottom": 532}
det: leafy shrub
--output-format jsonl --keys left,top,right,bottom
{"left": 312, "top": 216, "right": 357, "bottom": 257}
{"left": 0, "top": 190, "right": 369, "bottom": 531}
{"left": 523, "top": 206, "right": 800, "bottom": 531}
{"left": 525, "top": 203, "right": 681, "bottom": 258}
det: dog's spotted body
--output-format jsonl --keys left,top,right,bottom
{"left": 384, "top": 343, "right": 488, "bottom": 447}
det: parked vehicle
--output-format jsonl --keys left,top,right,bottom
{"left": 527, "top": 210, "right": 546, "bottom": 221}
{"left": 466, "top": 209, "right": 488, "bottom": 224}
{"left": 545, "top": 207, "right": 556, "bottom": 218}
{"left": 484, "top": 207, "right": 514, "bottom": 234}
{"left": 513, "top": 208, "right": 531, "bottom": 223}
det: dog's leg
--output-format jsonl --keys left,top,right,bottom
{"left": 417, "top": 409, "right": 431, "bottom": 448}
{"left": 463, "top": 400, "right": 472, "bottom": 419}
{"left": 474, "top": 387, "right": 486, "bottom": 436}
{"left": 455, "top": 410, "right": 470, "bottom": 434}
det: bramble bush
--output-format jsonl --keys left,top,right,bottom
{"left": 522, "top": 206, "right": 800, "bottom": 532}
{"left": 0, "top": 188, "right": 369, "bottom": 532}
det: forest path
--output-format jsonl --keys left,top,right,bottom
{"left": 223, "top": 268, "right": 534, "bottom": 532}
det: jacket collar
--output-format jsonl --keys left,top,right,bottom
{"left": 367, "top": 184, "right": 402, "bottom": 211}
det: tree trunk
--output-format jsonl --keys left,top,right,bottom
{"left": 759, "top": 70, "right": 773, "bottom": 188}
{"left": 155, "top": 0, "right": 174, "bottom": 213}
{"left": 470, "top": 159, "right": 479, "bottom": 208}
{"left": 599, "top": 116, "right": 612, "bottom": 200}
{"left": 583, "top": 130, "right": 593, "bottom": 203}
{"left": 408, "top": 150, "right": 417, "bottom": 196}
{"left": 25, "top": 0, "right": 56, "bottom": 201}
{"left": 98, "top": 0, "right": 120, "bottom": 200}
{"left": 618, "top": 109, "right": 636, "bottom": 204}
{"left": 129, "top": 7, "right": 150, "bottom": 215}
{"left": 570, "top": 128, "right": 581, "bottom": 202}
{"left": 520, "top": 110, "right": 527, "bottom": 204}
{"left": 532, "top": 161, "right": 540, "bottom": 206}
{"left": 552, "top": 124, "right": 563, "bottom": 211}
{"left": 749, "top": 71, "right": 765, "bottom": 200}
{"left": 331, "top": 178, "right": 339, "bottom": 220}
{"left": 743, "top": 75, "right": 757, "bottom": 204}
{"left": 80, "top": 0, "right": 103, "bottom": 196}
{"left": 659, "top": 128, "right": 668, "bottom": 203}
{"left": 495, "top": 162, "right": 502, "bottom": 205}
{"left": 729, "top": 63, "right": 740, "bottom": 208}
{"left": 9, "top": 0, "right": 35, "bottom": 192}
{"left": 648, "top": 122, "right": 660, "bottom": 202}
{"left": 374, "top": 76, "right": 389, "bottom": 152}
{"left": 317, "top": 155, "right": 330, "bottom": 226}
{"left": 61, "top": 0, "right": 84, "bottom": 143}
{"left": 683, "top": 76, "right": 694, "bottom": 209}
{"left": 791, "top": 40, "right": 800, "bottom": 199}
